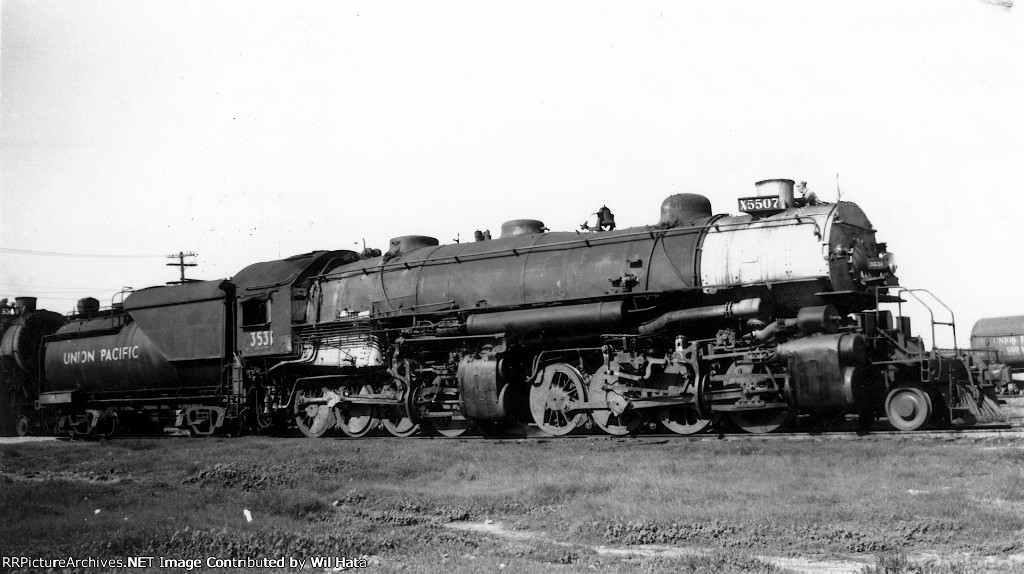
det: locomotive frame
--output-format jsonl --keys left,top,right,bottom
{"left": 1, "top": 179, "right": 1005, "bottom": 437}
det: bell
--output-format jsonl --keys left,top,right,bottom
{"left": 597, "top": 205, "right": 616, "bottom": 231}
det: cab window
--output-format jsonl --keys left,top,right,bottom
{"left": 241, "top": 296, "right": 271, "bottom": 328}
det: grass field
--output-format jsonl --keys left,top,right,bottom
{"left": 1, "top": 433, "right": 1023, "bottom": 573}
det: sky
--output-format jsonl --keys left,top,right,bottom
{"left": 1, "top": 0, "right": 1021, "bottom": 347}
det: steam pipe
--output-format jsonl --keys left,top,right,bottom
{"left": 465, "top": 301, "right": 624, "bottom": 335}
{"left": 638, "top": 298, "right": 764, "bottom": 335}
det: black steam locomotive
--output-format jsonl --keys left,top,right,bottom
{"left": 0, "top": 179, "right": 1004, "bottom": 437}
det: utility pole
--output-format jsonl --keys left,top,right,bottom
{"left": 166, "top": 251, "right": 198, "bottom": 284}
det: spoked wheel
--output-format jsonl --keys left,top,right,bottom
{"left": 530, "top": 363, "right": 587, "bottom": 436}
{"left": 335, "top": 384, "right": 380, "bottom": 438}
{"left": 430, "top": 416, "right": 473, "bottom": 438}
{"left": 885, "top": 386, "right": 932, "bottom": 431}
{"left": 588, "top": 366, "right": 642, "bottom": 436}
{"left": 381, "top": 409, "right": 420, "bottom": 438}
{"left": 14, "top": 415, "right": 29, "bottom": 437}
{"left": 728, "top": 409, "right": 790, "bottom": 434}
{"left": 658, "top": 407, "right": 718, "bottom": 435}
{"left": 294, "top": 387, "right": 336, "bottom": 439}
{"left": 724, "top": 362, "right": 789, "bottom": 434}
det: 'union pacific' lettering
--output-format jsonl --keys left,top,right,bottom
{"left": 63, "top": 346, "right": 140, "bottom": 364}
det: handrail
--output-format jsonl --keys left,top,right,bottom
{"left": 888, "top": 287, "right": 958, "bottom": 352}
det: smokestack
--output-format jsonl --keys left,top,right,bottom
{"left": 14, "top": 297, "right": 36, "bottom": 314}
{"left": 755, "top": 179, "right": 795, "bottom": 208}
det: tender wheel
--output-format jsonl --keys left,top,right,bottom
{"left": 335, "top": 384, "right": 380, "bottom": 438}
{"left": 430, "top": 416, "right": 472, "bottom": 438}
{"left": 885, "top": 386, "right": 932, "bottom": 431}
{"left": 728, "top": 409, "right": 789, "bottom": 434}
{"left": 14, "top": 415, "right": 30, "bottom": 437}
{"left": 294, "top": 387, "right": 335, "bottom": 438}
{"left": 657, "top": 407, "right": 718, "bottom": 435}
{"left": 529, "top": 363, "right": 587, "bottom": 436}
{"left": 381, "top": 409, "right": 419, "bottom": 437}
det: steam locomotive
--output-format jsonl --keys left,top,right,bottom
{"left": 0, "top": 179, "right": 1004, "bottom": 438}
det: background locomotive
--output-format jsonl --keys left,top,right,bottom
{"left": 0, "top": 297, "right": 65, "bottom": 436}
{"left": 2, "top": 179, "right": 1004, "bottom": 437}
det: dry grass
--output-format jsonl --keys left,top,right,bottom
{"left": 1, "top": 434, "right": 1022, "bottom": 572}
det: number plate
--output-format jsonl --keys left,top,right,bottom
{"left": 738, "top": 196, "right": 781, "bottom": 213}
{"left": 247, "top": 330, "right": 274, "bottom": 348}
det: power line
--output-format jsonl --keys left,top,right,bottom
{"left": 0, "top": 282, "right": 123, "bottom": 291}
{"left": 0, "top": 247, "right": 165, "bottom": 259}
{"left": 0, "top": 288, "right": 117, "bottom": 296}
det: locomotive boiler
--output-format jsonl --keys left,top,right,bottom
{"left": 0, "top": 297, "right": 65, "bottom": 436}
{"left": 24, "top": 178, "right": 1004, "bottom": 438}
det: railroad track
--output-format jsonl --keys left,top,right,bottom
{"left": 6, "top": 410, "right": 1022, "bottom": 444}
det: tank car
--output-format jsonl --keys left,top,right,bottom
{"left": 0, "top": 297, "right": 65, "bottom": 436}
{"left": 970, "top": 316, "right": 1024, "bottom": 394}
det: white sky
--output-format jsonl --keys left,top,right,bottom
{"left": 1, "top": 0, "right": 1021, "bottom": 346}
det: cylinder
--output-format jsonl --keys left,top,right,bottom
{"left": 465, "top": 301, "right": 624, "bottom": 335}
{"left": 775, "top": 333, "right": 868, "bottom": 409}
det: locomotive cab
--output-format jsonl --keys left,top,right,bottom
{"left": 232, "top": 250, "right": 359, "bottom": 358}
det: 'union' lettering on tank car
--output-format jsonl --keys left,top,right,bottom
{"left": 992, "top": 336, "right": 1024, "bottom": 356}
{"left": 63, "top": 350, "right": 96, "bottom": 364}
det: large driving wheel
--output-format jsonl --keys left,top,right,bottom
{"left": 658, "top": 406, "right": 717, "bottom": 435}
{"left": 885, "top": 386, "right": 932, "bottom": 431}
{"left": 430, "top": 416, "right": 473, "bottom": 438}
{"left": 588, "top": 366, "right": 642, "bottom": 436}
{"left": 382, "top": 409, "right": 420, "bottom": 437}
{"left": 335, "top": 384, "right": 379, "bottom": 437}
{"left": 294, "top": 387, "right": 336, "bottom": 438}
{"left": 529, "top": 363, "right": 587, "bottom": 436}
{"left": 724, "top": 362, "right": 789, "bottom": 434}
